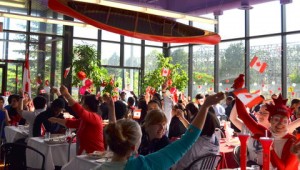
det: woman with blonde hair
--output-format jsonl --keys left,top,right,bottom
{"left": 93, "top": 92, "right": 224, "bottom": 170}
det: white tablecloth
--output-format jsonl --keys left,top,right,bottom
{"left": 27, "top": 137, "right": 76, "bottom": 170}
{"left": 5, "top": 125, "right": 29, "bottom": 143}
{"left": 62, "top": 155, "right": 100, "bottom": 170}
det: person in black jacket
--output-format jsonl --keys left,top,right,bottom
{"left": 32, "top": 98, "right": 66, "bottom": 137}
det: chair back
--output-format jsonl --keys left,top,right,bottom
{"left": 233, "top": 145, "right": 241, "bottom": 165}
{"left": 1, "top": 142, "right": 45, "bottom": 170}
{"left": 184, "top": 154, "right": 222, "bottom": 170}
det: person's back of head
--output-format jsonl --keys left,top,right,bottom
{"left": 115, "top": 100, "right": 127, "bottom": 120}
{"left": 147, "top": 99, "right": 162, "bottom": 111}
{"left": 83, "top": 94, "right": 99, "bottom": 112}
{"left": 51, "top": 98, "right": 65, "bottom": 109}
{"left": 152, "top": 93, "right": 162, "bottom": 102}
{"left": 105, "top": 119, "right": 142, "bottom": 157}
{"left": 143, "top": 109, "right": 167, "bottom": 128}
{"left": 33, "top": 96, "right": 47, "bottom": 110}
{"left": 127, "top": 97, "right": 135, "bottom": 107}
{"left": 200, "top": 111, "right": 220, "bottom": 137}
{"left": 185, "top": 102, "right": 199, "bottom": 118}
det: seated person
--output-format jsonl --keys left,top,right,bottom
{"left": 173, "top": 111, "right": 220, "bottom": 169}
{"left": 17, "top": 95, "right": 47, "bottom": 137}
{"left": 5, "top": 94, "right": 25, "bottom": 125}
{"left": 92, "top": 92, "right": 225, "bottom": 170}
{"left": 32, "top": 98, "right": 66, "bottom": 137}
{"left": 138, "top": 109, "right": 170, "bottom": 155}
{"left": 168, "top": 103, "right": 189, "bottom": 140}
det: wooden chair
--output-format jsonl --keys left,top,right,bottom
{"left": 1, "top": 143, "right": 45, "bottom": 170}
{"left": 184, "top": 154, "right": 222, "bottom": 170}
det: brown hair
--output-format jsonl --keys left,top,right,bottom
{"left": 105, "top": 119, "right": 142, "bottom": 157}
{"left": 142, "top": 109, "right": 167, "bottom": 128}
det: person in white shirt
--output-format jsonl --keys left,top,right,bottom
{"left": 17, "top": 95, "right": 47, "bottom": 138}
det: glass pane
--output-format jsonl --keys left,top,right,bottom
{"left": 7, "top": 63, "right": 22, "bottom": 95}
{"left": 219, "top": 9, "right": 245, "bottom": 40}
{"left": 124, "top": 36, "right": 141, "bottom": 44}
{"left": 7, "top": 42, "right": 26, "bottom": 60}
{"left": 249, "top": 36, "right": 281, "bottom": 99}
{"left": 74, "top": 26, "right": 98, "bottom": 39}
{"left": 102, "top": 30, "right": 120, "bottom": 42}
{"left": 2, "top": 18, "right": 27, "bottom": 32}
{"left": 54, "top": 40, "right": 63, "bottom": 88}
{"left": 286, "top": 1, "right": 300, "bottom": 32}
{"left": 145, "top": 47, "right": 162, "bottom": 73}
{"left": 170, "top": 47, "right": 188, "bottom": 72}
{"left": 124, "top": 45, "right": 141, "bottom": 67}
{"left": 145, "top": 40, "right": 163, "bottom": 46}
{"left": 219, "top": 41, "right": 245, "bottom": 92}
{"left": 250, "top": 1, "right": 281, "bottom": 36}
{"left": 287, "top": 34, "right": 300, "bottom": 99}
{"left": 104, "top": 68, "right": 123, "bottom": 91}
{"left": 101, "top": 42, "right": 120, "bottom": 66}
{"left": 124, "top": 69, "right": 140, "bottom": 95}
{"left": 73, "top": 39, "right": 98, "bottom": 47}
{"left": 193, "top": 45, "right": 215, "bottom": 97}
{"left": 194, "top": 13, "right": 215, "bottom": 32}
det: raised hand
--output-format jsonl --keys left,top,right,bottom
{"left": 202, "top": 92, "right": 225, "bottom": 107}
{"left": 60, "top": 85, "right": 69, "bottom": 96}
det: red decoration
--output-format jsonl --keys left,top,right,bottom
{"left": 269, "top": 90, "right": 273, "bottom": 94}
{"left": 225, "top": 87, "right": 229, "bottom": 91}
{"left": 198, "top": 85, "right": 202, "bottom": 89}
{"left": 101, "top": 81, "right": 107, "bottom": 87}
{"left": 77, "top": 71, "right": 86, "bottom": 80}
{"left": 238, "top": 134, "right": 250, "bottom": 170}
{"left": 225, "top": 79, "right": 229, "bottom": 83}
{"left": 169, "top": 87, "right": 177, "bottom": 94}
{"left": 209, "top": 87, "right": 213, "bottom": 91}
{"left": 109, "top": 79, "right": 114, "bottom": 86}
{"left": 167, "top": 79, "right": 173, "bottom": 87}
{"left": 79, "top": 86, "right": 87, "bottom": 95}
{"left": 84, "top": 79, "right": 93, "bottom": 88}
{"left": 278, "top": 87, "right": 281, "bottom": 91}
{"left": 45, "top": 80, "right": 49, "bottom": 86}
{"left": 259, "top": 137, "right": 273, "bottom": 170}
{"left": 231, "top": 74, "right": 244, "bottom": 90}
{"left": 211, "top": 79, "right": 214, "bottom": 82}
{"left": 292, "top": 92, "right": 295, "bottom": 96}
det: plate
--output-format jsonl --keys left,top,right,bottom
{"left": 87, "top": 151, "right": 106, "bottom": 159}
{"left": 44, "top": 138, "right": 66, "bottom": 144}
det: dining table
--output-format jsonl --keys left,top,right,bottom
{"left": 62, "top": 151, "right": 112, "bottom": 170}
{"left": 4, "top": 125, "right": 29, "bottom": 143}
{"left": 218, "top": 137, "right": 240, "bottom": 170}
{"left": 26, "top": 135, "right": 76, "bottom": 170}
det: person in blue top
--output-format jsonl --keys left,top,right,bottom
{"left": 92, "top": 92, "right": 224, "bottom": 170}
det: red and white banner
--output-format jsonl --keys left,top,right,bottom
{"left": 250, "top": 56, "right": 267, "bottom": 73}
{"left": 22, "top": 50, "right": 31, "bottom": 98}
{"left": 64, "top": 67, "right": 70, "bottom": 78}
{"left": 233, "top": 88, "right": 263, "bottom": 108}
{"left": 161, "top": 68, "right": 170, "bottom": 77}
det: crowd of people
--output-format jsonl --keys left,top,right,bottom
{"left": 2, "top": 79, "right": 300, "bottom": 170}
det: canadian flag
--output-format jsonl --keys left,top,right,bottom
{"left": 64, "top": 67, "right": 70, "bottom": 78}
{"left": 233, "top": 88, "right": 263, "bottom": 108}
{"left": 161, "top": 68, "right": 170, "bottom": 77}
{"left": 22, "top": 50, "right": 31, "bottom": 98}
{"left": 250, "top": 56, "right": 267, "bottom": 73}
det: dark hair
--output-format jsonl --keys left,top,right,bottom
{"left": 152, "top": 93, "right": 162, "bottom": 101}
{"left": 115, "top": 100, "right": 127, "bottom": 120}
{"left": 173, "top": 103, "right": 185, "bottom": 112}
{"left": 195, "top": 94, "right": 204, "bottom": 100}
{"left": 51, "top": 98, "right": 65, "bottom": 109}
{"left": 0, "top": 96, "right": 4, "bottom": 102}
{"left": 8, "top": 94, "right": 20, "bottom": 104}
{"left": 83, "top": 94, "right": 99, "bottom": 112}
{"left": 127, "top": 97, "right": 135, "bottom": 106}
{"left": 148, "top": 99, "right": 162, "bottom": 109}
{"left": 291, "top": 99, "right": 300, "bottom": 106}
{"left": 201, "top": 110, "right": 220, "bottom": 137}
{"left": 226, "top": 96, "right": 234, "bottom": 102}
{"left": 33, "top": 96, "right": 47, "bottom": 109}
{"left": 185, "top": 102, "right": 199, "bottom": 116}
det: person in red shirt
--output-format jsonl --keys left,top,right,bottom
{"left": 49, "top": 85, "right": 104, "bottom": 154}
{"left": 236, "top": 94, "right": 299, "bottom": 170}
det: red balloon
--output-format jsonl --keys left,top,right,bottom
{"left": 77, "top": 71, "right": 86, "bottom": 80}
{"left": 84, "top": 79, "right": 93, "bottom": 87}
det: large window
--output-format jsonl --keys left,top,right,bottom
{"left": 219, "top": 9, "right": 245, "bottom": 40}
{"left": 124, "top": 45, "right": 141, "bottom": 67}
{"left": 286, "top": 0, "right": 300, "bottom": 32}
{"left": 219, "top": 41, "right": 245, "bottom": 92}
{"left": 287, "top": 34, "right": 300, "bottom": 99}
{"left": 193, "top": 45, "right": 214, "bottom": 97}
{"left": 101, "top": 42, "right": 120, "bottom": 66}
{"left": 144, "top": 47, "right": 162, "bottom": 73}
{"left": 250, "top": 1, "right": 281, "bottom": 36}
{"left": 249, "top": 36, "right": 281, "bottom": 99}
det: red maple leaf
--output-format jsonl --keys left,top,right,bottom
{"left": 256, "top": 62, "right": 261, "bottom": 67}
